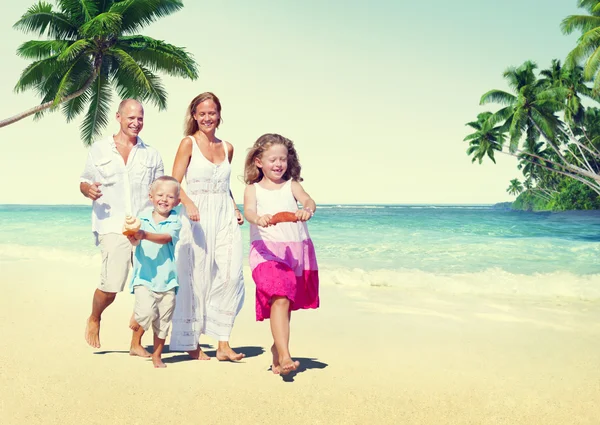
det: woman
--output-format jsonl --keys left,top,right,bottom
{"left": 170, "top": 92, "right": 245, "bottom": 361}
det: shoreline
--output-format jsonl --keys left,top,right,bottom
{"left": 1, "top": 258, "right": 600, "bottom": 424}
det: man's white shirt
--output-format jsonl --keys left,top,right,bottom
{"left": 80, "top": 136, "right": 164, "bottom": 242}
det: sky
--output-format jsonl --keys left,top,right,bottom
{"left": 0, "top": 0, "right": 585, "bottom": 205}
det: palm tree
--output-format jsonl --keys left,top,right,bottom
{"left": 506, "top": 178, "right": 524, "bottom": 196}
{"left": 476, "top": 60, "right": 600, "bottom": 195}
{"left": 464, "top": 112, "right": 504, "bottom": 164}
{"left": 562, "top": 0, "right": 600, "bottom": 94}
{"left": 0, "top": 0, "right": 198, "bottom": 144}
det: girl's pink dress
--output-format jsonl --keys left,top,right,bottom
{"left": 249, "top": 180, "right": 319, "bottom": 321}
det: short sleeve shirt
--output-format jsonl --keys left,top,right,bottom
{"left": 129, "top": 208, "right": 181, "bottom": 293}
{"left": 80, "top": 136, "right": 164, "bottom": 240}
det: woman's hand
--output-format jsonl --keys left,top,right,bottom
{"left": 296, "top": 208, "right": 314, "bottom": 222}
{"left": 235, "top": 209, "right": 244, "bottom": 225}
{"left": 257, "top": 214, "right": 272, "bottom": 227}
{"left": 185, "top": 203, "right": 200, "bottom": 221}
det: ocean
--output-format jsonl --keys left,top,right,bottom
{"left": 2, "top": 204, "right": 600, "bottom": 299}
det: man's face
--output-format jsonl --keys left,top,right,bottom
{"left": 116, "top": 101, "right": 144, "bottom": 138}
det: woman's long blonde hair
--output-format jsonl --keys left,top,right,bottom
{"left": 244, "top": 133, "right": 303, "bottom": 184}
{"left": 184, "top": 92, "right": 222, "bottom": 136}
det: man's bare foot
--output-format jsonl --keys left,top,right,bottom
{"left": 129, "top": 315, "right": 140, "bottom": 331}
{"left": 216, "top": 345, "right": 245, "bottom": 362}
{"left": 270, "top": 344, "right": 281, "bottom": 374}
{"left": 279, "top": 357, "right": 300, "bottom": 375}
{"left": 187, "top": 347, "right": 211, "bottom": 360}
{"left": 85, "top": 317, "right": 101, "bottom": 348}
{"left": 129, "top": 345, "right": 151, "bottom": 358}
{"left": 152, "top": 356, "right": 167, "bottom": 368}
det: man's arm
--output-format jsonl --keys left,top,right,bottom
{"left": 80, "top": 151, "right": 102, "bottom": 200}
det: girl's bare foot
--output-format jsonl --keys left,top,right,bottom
{"left": 129, "top": 345, "right": 151, "bottom": 358}
{"left": 279, "top": 357, "right": 300, "bottom": 375}
{"left": 129, "top": 315, "right": 140, "bottom": 331}
{"left": 152, "top": 356, "right": 167, "bottom": 368}
{"left": 187, "top": 347, "right": 211, "bottom": 360}
{"left": 270, "top": 344, "right": 281, "bottom": 374}
{"left": 216, "top": 342, "right": 245, "bottom": 361}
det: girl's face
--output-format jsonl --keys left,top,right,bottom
{"left": 193, "top": 99, "right": 220, "bottom": 133}
{"left": 256, "top": 144, "right": 288, "bottom": 182}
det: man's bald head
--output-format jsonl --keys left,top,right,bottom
{"left": 118, "top": 99, "right": 143, "bottom": 114}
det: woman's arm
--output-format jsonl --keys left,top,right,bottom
{"left": 225, "top": 142, "right": 244, "bottom": 224}
{"left": 172, "top": 137, "right": 200, "bottom": 221}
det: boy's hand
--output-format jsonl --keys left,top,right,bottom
{"left": 133, "top": 230, "right": 145, "bottom": 240}
{"left": 257, "top": 214, "right": 272, "bottom": 227}
{"left": 127, "top": 234, "right": 140, "bottom": 246}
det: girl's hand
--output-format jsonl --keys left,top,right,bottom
{"left": 257, "top": 214, "right": 272, "bottom": 227}
{"left": 235, "top": 209, "right": 244, "bottom": 225}
{"left": 185, "top": 204, "right": 200, "bottom": 221}
{"left": 296, "top": 208, "right": 314, "bottom": 222}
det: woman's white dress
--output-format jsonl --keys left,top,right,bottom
{"left": 170, "top": 136, "right": 245, "bottom": 349}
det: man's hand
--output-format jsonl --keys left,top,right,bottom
{"left": 85, "top": 182, "right": 103, "bottom": 200}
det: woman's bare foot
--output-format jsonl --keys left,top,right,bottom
{"left": 279, "top": 357, "right": 300, "bottom": 375}
{"left": 270, "top": 344, "right": 281, "bottom": 374}
{"left": 152, "top": 356, "right": 167, "bottom": 368}
{"left": 85, "top": 317, "right": 101, "bottom": 348}
{"left": 129, "top": 344, "right": 151, "bottom": 358}
{"left": 216, "top": 342, "right": 245, "bottom": 361}
{"left": 129, "top": 315, "right": 140, "bottom": 331}
{"left": 187, "top": 347, "right": 211, "bottom": 360}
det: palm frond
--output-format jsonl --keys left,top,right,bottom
{"left": 13, "top": 2, "right": 78, "bottom": 39}
{"left": 110, "top": 0, "right": 183, "bottom": 33}
{"left": 57, "top": 0, "right": 99, "bottom": 24}
{"left": 80, "top": 12, "right": 122, "bottom": 37}
{"left": 109, "top": 47, "right": 167, "bottom": 109}
{"left": 117, "top": 36, "right": 198, "bottom": 79}
{"left": 57, "top": 39, "right": 93, "bottom": 61}
{"left": 480, "top": 90, "right": 516, "bottom": 106}
{"left": 81, "top": 74, "right": 112, "bottom": 145}
{"left": 16, "top": 40, "right": 70, "bottom": 59}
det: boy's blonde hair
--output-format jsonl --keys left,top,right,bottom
{"left": 244, "top": 133, "right": 303, "bottom": 184}
{"left": 150, "top": 176, "right": 181, "bottom": 197}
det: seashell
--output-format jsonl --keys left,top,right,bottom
{"left": 122, "top": 215, "right": 141, "bottom": 236}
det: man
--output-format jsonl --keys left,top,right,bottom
{"left": 80, "top": 99, "right": 164, "bottom": 352}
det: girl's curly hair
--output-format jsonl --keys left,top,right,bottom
{"left": 244, "top": 133, "right": 303, "bottom": 184}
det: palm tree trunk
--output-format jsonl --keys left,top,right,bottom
{"left": 0, "top": 71, "right": 98, "bottom": 128}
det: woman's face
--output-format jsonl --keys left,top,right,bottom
{"left": 193, "top": 99, "right": 220, "bottom": 133}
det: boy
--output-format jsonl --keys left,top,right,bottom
{"left": 127, "top": 176, "right": 182, "bottom": 368}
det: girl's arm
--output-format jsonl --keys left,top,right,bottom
{"left": 243, "top": 185, "right": 271, "bottom": 227}
{"left": 291, "top": 180, "right": 316, "bottom": 221}
{"left": 172, "top": 137, "right": 199, "bottom": 221}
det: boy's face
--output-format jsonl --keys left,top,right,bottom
{"left": 149, "top": 182, "right": 180, "bottom": 215}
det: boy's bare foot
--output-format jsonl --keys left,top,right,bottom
{"left": 129, "top": 345, "right": 151, "bottom": 358}
{"left": 279, "top": 357, "right": 300, "bottom": 375}
{"left": 187, "top": 348, "right": 211, "bottom": 360}
{"left": 216, "top": 345, "right": 245, "bottom": 362}
{"left": 129, "top": 315, "right": 140, "bottom": 331}
{"left": 85, "top": 317, "right": 101, "bottom": 348}
{"left": 270, "top": 345, "right": 281, "bottom": 374}
{"left": 152, "top": 356, "right": 167, "bottom": 368}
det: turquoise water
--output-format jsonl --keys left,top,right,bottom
{"left": 2, "top": 204, "right": 600, "bottom": 298}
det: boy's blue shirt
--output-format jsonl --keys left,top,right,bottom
{"left": 129, "top": 207, "right": 181, "bottom": 294}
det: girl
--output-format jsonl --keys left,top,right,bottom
{"left": 243, "top": 133, "right": 319, "bottom": 375}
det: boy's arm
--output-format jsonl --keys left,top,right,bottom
{"left": 135, "top": 230, "right": 172, "bottom": 245}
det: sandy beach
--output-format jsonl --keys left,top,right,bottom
{"left": 1, "top": 258, "right": 599, "bottom": 425}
